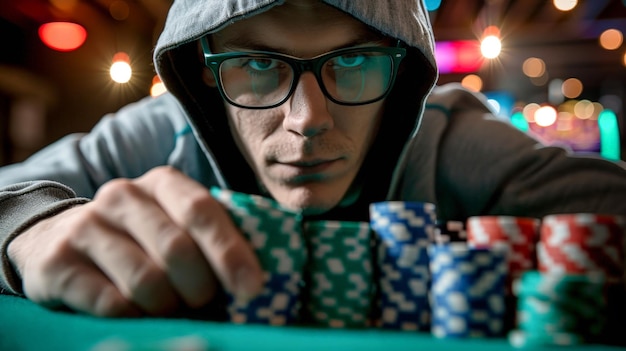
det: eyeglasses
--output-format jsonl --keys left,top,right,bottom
{"left": 201, "top": 36, "right": 406, "bottom": 109}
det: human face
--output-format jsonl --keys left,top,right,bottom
{"left": 203, "top": 0, "right": 389, "bottom": 215}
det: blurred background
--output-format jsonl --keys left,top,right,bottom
{"left": 0, "top": 0, "right": 625, "bottom": 165}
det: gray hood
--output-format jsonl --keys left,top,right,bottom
{"left": 153, "top": 0, "right": 439, "bottom": 219}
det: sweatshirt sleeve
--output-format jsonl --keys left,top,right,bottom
{"left": 431, "top": 85, "right": 626, "bottom": 220}
{"left": 0, "top": 181, "right": 89, "bottom": 295}
{"left": 0, "top": 94, "right": 187, "bottom": 295}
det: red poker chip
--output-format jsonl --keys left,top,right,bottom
{"left": 539, "top": 214, "right": 626, "bottom": 279}
{"left": 466, "top": 216, "right": 539, "bottom": 276}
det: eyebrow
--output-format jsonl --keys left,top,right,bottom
{"left": 218, "top": 31, "right": 389, "bottom": 56}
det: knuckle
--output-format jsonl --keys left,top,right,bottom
{"left": 92, "top": 286, "right": 134, "bottom": 317}
{"left": 157, "top": 227, "right": 195, "bottom": 262}
{"left": 177, "top": 194, "right": 215, "bottom": 227}
{"left": 218, "top": 243, "right": 247, "bottom": 268}
{"left": 94, "top": 178, "right": 137, "bottom": 205}
{"left": 145, "top": 165, "right": 179, "bottom": 183}
{"left": 125, "top": 262, "right": 166, "bottom": 298}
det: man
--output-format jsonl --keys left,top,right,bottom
{"left": 1, "top": 0, "right": 625, "bottom": 319}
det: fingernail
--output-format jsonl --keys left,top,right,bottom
{"left": 234, "top": 266, "right": 262, "bottom": 301}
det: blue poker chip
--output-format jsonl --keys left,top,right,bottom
{"left": 369, "top": 201, "right": 437, "bottom": 331}
{"left": 429, "top": 243, "right": 508, "bottom": 338}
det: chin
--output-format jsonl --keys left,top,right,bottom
{"left": 273, "top": 185, "right": 344, "bottom": 215}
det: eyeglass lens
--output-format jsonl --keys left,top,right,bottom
{"left": 218, "top": 51, "right": 393, "bottom": 107}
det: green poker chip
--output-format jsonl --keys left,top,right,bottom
{"left": 210, "top": 187, "right": 306, "bottom": 272}
{"left": 510, "top": 271, "right": 608, "bottom": 348}
{"left": 303, "top": 220, "right": 374, "bottom": 328}
{"left": 210, "top": 187, "right": 307, "bottom": 325}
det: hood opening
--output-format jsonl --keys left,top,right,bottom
{"left": 160, "top": 41, "right": 260, "bottom": 195}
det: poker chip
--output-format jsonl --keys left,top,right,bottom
{"left": 210, "top": 187, "right": 307, "bottom": 325}
{"left": 207, "top": 188, "right": 626, "bottom": 347}
{"left": 429, "top": 243, "right": 508, "bottom": 338}
{"left": 538, "top": 213, "right": 626, "bottom": 281}
{"left": 303, "top": 220, "right": 374, "bottom": 328}
{"left": 369, "top": 201, "right": 437, "bottom": 331}
{"left": 509, "top": 270, "right": 608, "bottom": 348}
{"left": 433, "top": 220, "right": 467, "bottom": 244}
{"left": 466, "top": 216, "right": 539, "bottom": 279}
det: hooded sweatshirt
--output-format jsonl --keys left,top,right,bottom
{"left": 1, "top": 0, "right": 625, "bottom": 295}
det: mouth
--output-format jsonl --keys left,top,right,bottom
{"left": 271, "top": 158, "right": 342, "bottom": 180}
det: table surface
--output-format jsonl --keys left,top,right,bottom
{"left": 1, "top": 295, "right": 623, "bottom": 351}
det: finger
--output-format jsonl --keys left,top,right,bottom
{"left": 93, "top": 177, "right": 217, "bottom": 308}
{"left": 70, "top": 211, "right": 181, "bottom": 316}
{"left": 140, "top": 167, "right": 263, "bottom": 299}
{"left": 25, "top": 256, "right": 141, "bottom": 318}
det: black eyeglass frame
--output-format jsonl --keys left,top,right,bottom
{"left": 201, "top": 36, "right": 407, "bottom": 109}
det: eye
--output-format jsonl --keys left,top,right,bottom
{"left": 247, "top": 58, "right": 280, "bottom": 71}
{"left": 336, "top": 54, "right": 366, "bottom": 68}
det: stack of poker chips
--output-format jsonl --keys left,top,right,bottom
{"left": 536, "top": 213, "right": 626, "bottom": 346}
{"left": 208, "top": 187, "right": 626, "bottom": 348}
{"left": 509, "top": 271, "right": 607, "bottom": 348}
{"left": 303, "top": 220, "right": 374, "bottom": 328}
{"left": 369, "top": 201, "right": 437, "bottom": 331}
{"left": 466, "top": 216, "right": 539, "bottom": 284}
{"left": 211, "top": 187, "right": 376, "bottom": 328}
{"left": 466, "top": 216, "right": 540, "bottom": 332}
{"left": 537, "top": 213, "right": 625, "bottom": 280}
{"left": 210, "top": 187, "right": 307, "bottom": 325}
{"left": 429, "top": 243, "right": 508, "bottom": 338}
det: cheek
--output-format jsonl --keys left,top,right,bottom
{"left": 336, "top": 103, "right": 384, "bottom": 149}
{"left": 226, "top": 107, "right": 281, "bottom": 161}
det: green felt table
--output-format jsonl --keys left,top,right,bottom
{"left": 1, "top": 294, "right": 623, "bottom": 351}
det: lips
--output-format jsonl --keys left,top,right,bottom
{"left": 271, "top": 158, "right": 342, "bottom": 180}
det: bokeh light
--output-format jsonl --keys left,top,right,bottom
{"left": 483, "top": 26, "right": 501, "bottom": 38}
{"left": 535, "top": 105, "right": 558, "bottom": 127}
{"left": 598, "top": 110, "right": 621, "bottom": 161}
{"left": 488, "top": 99, "right": 501, "bottom": 115}
{"left": 553, "top": 0, "right": 577, "bottom": 11}
{"left": 50, "top": 0, "right": 78, "bottom": 11}
{"left": 561, "top": 78, "right": 583, "bottom": 99}
{"left": 110, "top": 52, "right": 132, "bottom": 83}
{"left": 425, "top": 0, "right": 442, "bottom": 11}
{"left": 39, "top": 22, "right": 87, "bottom": 52}
{"left": 150, "top": 75, "right": 167, "bottom": 97}
{"left": 461, "top": 74, "right": 483, "bottom": 92}
{"left": 523, "top": 103, "right": 541, "bottom": 123}
{"left": 599, "top": 29, "right": 623, "bottom": 50}
{"left": 109, "top": 0, "right": 130, "bottom": 21}
{"left": 573, "top": 100, "right": 594, "bottom": 119}
{"left": 511, "top": 111, "right": 530, "bottom": 132}
{"left": 522, "top": 57, "right": 546, "bottom": 78}
{"left": 480, "top": 35, "right": 502, "bottom": 59}
{"left": 530, "top": 73, "right": 550, "bottom": 87}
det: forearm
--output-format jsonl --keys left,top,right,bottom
{"left": 0, "top": 181, "right": 89, "bottom": 295}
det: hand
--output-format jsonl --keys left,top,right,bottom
{"left": 7, "top": 166, "right": 263, "bottom": 317}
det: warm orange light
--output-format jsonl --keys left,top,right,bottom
{"left": 482, "top": 25, "right": 501, "bottom": 38}
{"left": 112, "top": 52, "right": 131, "bottom": 64}
{"left": 38, "top": 22, "right": 87, "bottom": 52}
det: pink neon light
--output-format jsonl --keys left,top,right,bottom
{"left": 435, "top": 40, "right": 483, "bottom": 74}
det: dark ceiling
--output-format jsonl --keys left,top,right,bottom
{"left": 0, "top": 0, "right": 625, "bottom": 161}
{"left": 430, "top": 0, "right": 626, "bottom": 102}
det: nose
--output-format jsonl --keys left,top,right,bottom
{"left": 283, "top": 72, "right": 334, "bottom": 137}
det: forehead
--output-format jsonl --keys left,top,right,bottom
{"left": 211, "top": 0, "right": 382, "bottom": 57}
